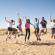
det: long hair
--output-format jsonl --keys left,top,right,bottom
{"left": 26, "top": 19, "right": 30, "bottom": 23}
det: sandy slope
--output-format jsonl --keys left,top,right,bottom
{"left": 0, "top": 29, "right": 55, "bottom": 55}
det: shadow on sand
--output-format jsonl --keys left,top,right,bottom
{"left": 15, "top": 41, "right": 55, "bottom": 46}
{"left": 28, "top": 41, "right": 55, "bottom": 46}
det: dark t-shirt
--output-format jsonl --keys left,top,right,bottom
{"left": 40, "top": 20, "right": 47, "bottom": 28}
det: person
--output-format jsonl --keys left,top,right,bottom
{"left": 25, "top": 19, "right": 30, "bottom": 42}
{"left": 17, "top": 18, "right": 23, "bottom": 35}
{"left": 50, "top": 17, "right": 55, "bottom": 39}
{"left": 5, "top": 17, "right": 15, "bottom": 40}
{"left": 34, "top": 18, "right": 41, "bottom": 41}
{"left": 40, "top": 17, "right": 47, "bottom": 35}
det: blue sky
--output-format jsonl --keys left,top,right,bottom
{"left": 0, "top": 0, "right": 55, "bottom": 28}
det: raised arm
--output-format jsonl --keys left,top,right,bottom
{"left": 5, "top": 17, "right": 11, "bottom": 23}
{"left": 49, "top": 16, "right": 53, "bottom": 22}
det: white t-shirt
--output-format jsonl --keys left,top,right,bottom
{"left": 34, "top": 21, "right": 39, "bottom": 28}
{"left": 51, "top": 22, "right": 55, "bottom": 28}
{"left": 9, "top": 22, "right": 13, "bottom": 28}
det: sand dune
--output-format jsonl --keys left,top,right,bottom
{"left": 0, "top": 28, "right": 55, "bottom": 55}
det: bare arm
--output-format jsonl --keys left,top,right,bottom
{"left": 49, "top": 16, "right": 53, "bottom": 22}
{"left": 5, "top": 17, "right": 11, "bottom": 23}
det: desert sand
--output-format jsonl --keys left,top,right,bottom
{"left": 0, "top": 28, "right": 55, "bottom": 55}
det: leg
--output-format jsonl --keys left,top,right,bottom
{"left": 14, "top": 29, "right": 18, "bottom": 38}
{"left": 8, "top": 31, "right": 12, "bottom": 39}
{"left": 35, "top": 29, "right": 38, "bottom": 40}
{"left": 44, "top": 28, "right": 47, "bottom": 34}
{"left": 13, "top": 28, "right": 17, "bottom": 38}
{"left": 35, "top": 29, "right": 37, "bottom": 36}
{"left": 14, "top": 31, "right": 16, "bottom": 38}
{"left": 51, "top": 33, "right": 53, "bottom": 38}
{"left": 39, "top": 29, "right": 43, "bottom": 36}
{"left": 51, "top": 28, "right": 54, "bottom": 38}
{"left": 6, "top": 31, "right": 11, "bottom": 41}
{"left": 25, "top": 29, "right": 27, "bottom": 42}
{"left": 28, "top": 29, "right": 30, "bottom": 40}
{"left": 46, "top": 28, "right": 47, "bottom": 33}
{"left": 54, "top": 34, "right": 55, "bottom": 39}
{"left": 37, "top": 28, "right": 41, "bottom": 41}
{"left": 53, "top": 28, "right": 55, "bottom": 39}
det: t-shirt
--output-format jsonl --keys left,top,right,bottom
{"left": 40, "top": 20, "right": 47, "bottom": 28}
{"left": 25, "top": 22, "right": 30, "bottom": 29}
{"left": 9, "top": 22, "right": 13, "bottom": 28}
{"left": 34, "top": 21, "right": 39, "bottom": 29}
{"left": 18, "top": 20, "right": 22, "bottom": 28}
{"left": 19, "top": 20, "right": 22, "bottom": 25}
{"left": 51, "top": 22, "right": 55, "bottom": 28}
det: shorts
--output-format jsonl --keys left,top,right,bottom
{"left": 40, "top": 28, "right": 47, "bottom": 33}
{"left": 8, "top": 27, "right": 12, "bottom": 31}
{"left": 12, "top": 28, "right": 17, "bottom": 31}
{"left": 8, "top": 27, "right": 17, "bottom": 31}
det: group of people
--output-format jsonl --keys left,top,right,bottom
{"left": 5, "top": 16, "right": 55, "bottom": 42}
{"left": 25, "top": 17, "right": 47, "bottom": 42}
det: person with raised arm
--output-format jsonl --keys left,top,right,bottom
{"left": 5, "top": 17, "right": 15, "bottom": 40}
{"left": 17, "top": 17, "right": 23, "bottom": 35}
{"left": 25, "top": 19, "right": 30, "bottom": 42}
{"left": 40, "top": 17, "right": 47, "bottom": 35}
{"left": 34, "top": 18, "right": 41, "bottom": 41}
{"left": 50, "top": 16, "right": 55, "bottom": 39}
